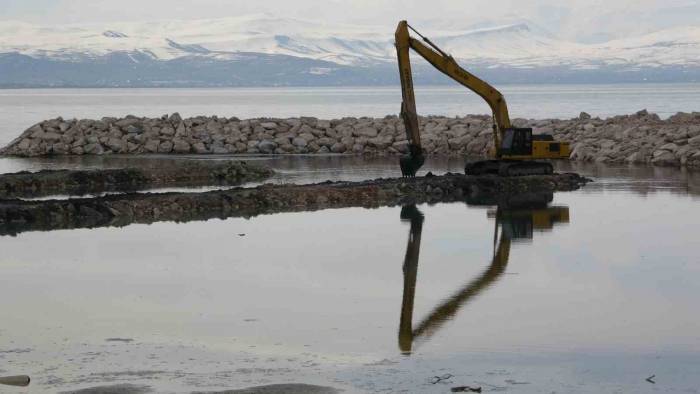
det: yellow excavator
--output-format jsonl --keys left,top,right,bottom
{"left": 395, "top": 21, "right": 570, "bottom": 177}
{"left": 398, "top": 196, "right": 569, "bottom": 354}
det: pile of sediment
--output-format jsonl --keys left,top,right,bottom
{"left": 0, "top": 160, "right": 272, "bottom": 199}
{"left": 2, "top": 110, "right": 699, "bottom": 167}
{"left": 0, "top": 172, "right": 589, "bottom": 235}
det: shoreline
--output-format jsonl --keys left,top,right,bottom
{"left": 0, "top": 172, "right": 589, "bottom": 236}
{"left": 1, "top": 110, "right": 699, "bottom": 168}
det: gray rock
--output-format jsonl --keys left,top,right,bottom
{"left": 258, "top": 140, "right": 277, "bottom": 154}
{"left": 356, "top": 127, "right": 378, "bottom": 138}
{"left": 144, "top": 139, "right": 160, "bottom": 153}
{"left": 292, "top": 137, "right": 308, "bottom": 147}
{"left": 84, "top": 143, "right": 105, "bottom": 155}
{"left": 43, "top": 132, "right": 62, "bottom": 142}
{"left": 105, "top": 137, "right": 126, "bottom": 152}
{"left": 126, "top": 124, "right": 143, "bottom": 134}
{"left": 193, "top": 142, "right": 208, "bottom": 153}
{"left": 157, "top": 141, "right": 173, "bottom": 153}
{"left": 330, "top": 142, "right": 346, "bottom": 153}
{"left": 169, "top": 112, "right": 182, "bottom": 124}
{"left": 260, "top": 122, "right": 278, "bottom": 130}
{"left": 658, "top": 142, "right": 679, "bottom": 152}
{"left": 212, "top": 145, "right": 229, "bottom": 154}
{"left": 651, "top": 150, "right": 679, "bottom": 166}
{"left": 172, "top": 139, "right": 191, "bottom": 153}
{"left": 688, "top": 135, "right": 700, "bottom": 147}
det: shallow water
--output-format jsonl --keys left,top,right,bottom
{"left": 2, "top": 83, "right": 700, "bottom": 146}
{"left": 1, "top": 157, "right": 699, "bottom": 393}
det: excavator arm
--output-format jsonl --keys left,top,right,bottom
{"left": 395, "top": 20, "right": 512, "bottom": 176}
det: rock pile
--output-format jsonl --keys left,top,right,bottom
{"left": 2, "top": 110, "right": 699, "bottom": 167}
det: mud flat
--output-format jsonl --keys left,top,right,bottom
{"left": 0, "top": 172, "right": 589, "bottom": 235}
{"left": 2, "top": 110, "right": 700, "bottom": 167}
{"left": 0, "top": 160, "right": 272, "bottom": 199}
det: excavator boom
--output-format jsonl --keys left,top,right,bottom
{"left": 394, "top": 20, "right": 570, "bottom": 177}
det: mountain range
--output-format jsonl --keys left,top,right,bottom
{"left": 1, "top": 14, "right": 699, "bottom": 87}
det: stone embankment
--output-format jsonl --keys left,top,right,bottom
{"left": 0, "top": 172, "right": 589, "bottom": 235}
{"left": 2, "top": 110, "right": 699, "bottom": 167}
{"left": 0, "top": 160, "right": 272, "bottom": 199}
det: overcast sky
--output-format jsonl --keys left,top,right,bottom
{"left": 1, "top": 0, "right": 699, "bottom": 43}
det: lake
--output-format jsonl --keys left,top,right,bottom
{"left": 1, "top": 85, "right": 699, "bottom": 393}
{"left": 1, "top": 155, "right": 699, "bottom": 393}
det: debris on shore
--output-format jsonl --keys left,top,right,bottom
{"left": 0, "top": 172, "right": 589, "bottom": 236}
{"left": 0, "top": 160, "right": 272, "bottom": 199}
{"left": 2, "top": 110, "right": 699, "bottom": 167}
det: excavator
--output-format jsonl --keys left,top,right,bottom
{"left": 395, "top": 21, "right": 571, "bottom": 177}
{"left": 398, "top": 195, "right": 569, "bottom": 354}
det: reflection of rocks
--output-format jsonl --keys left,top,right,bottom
{"left": 0, "top": 172, "right": 589, "bottom": 236}
{"left": 2, "top": 111, "right": 700, "bottom": 168}
{"left": 0, "top": 161, "right": 272, "bottom": 199}
{"left": 59, "top": 384, "right": 152, "bottom": 394}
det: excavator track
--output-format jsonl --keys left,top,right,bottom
{"left": 464, "top": 160, "right": 554, "bottom": 176}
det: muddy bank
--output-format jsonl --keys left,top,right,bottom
{"left": 0, "top": 160, "right": 272, "bottom": 199}
{"left": 1, "top": 110, "right": 699, "bottom": 167}
{"left": 0, "top": 172, "right": 588, "bottom": 236}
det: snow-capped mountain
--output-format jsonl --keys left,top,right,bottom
{"left": 1, "top": 14, "right": 699, "bottom": 87}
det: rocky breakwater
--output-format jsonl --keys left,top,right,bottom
{"left": 0, "top": 172, "right": 589, "bottom": 236}
{"left": 2, "top": 110, "right": 699, "bottom": 168}
{"left": 0, "top": 160, "right": 272, "bottom": 199}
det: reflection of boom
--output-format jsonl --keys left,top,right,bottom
{"left": 398, "top": 201, "right": 569, "bottom": 354}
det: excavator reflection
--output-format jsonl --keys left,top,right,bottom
{"left": 398, "top": 196, "right": 569, "bottom": 354}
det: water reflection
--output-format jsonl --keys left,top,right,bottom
{"left": 398, "top": 195, "right": 570, "bottom": 354}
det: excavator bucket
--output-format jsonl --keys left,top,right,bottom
{"left": 399, "top": 155, "right": 424, "bottom": 177}
{"left": 399, "top": 145, "right": 425, "bottom": 177}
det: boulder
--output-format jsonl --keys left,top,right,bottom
{"left": 193, "top": 142, "right": 208, "bottom": 154}
{"left": 84, "top": 143, "right": 105, "bottom": 155}
{"left": 258, "top": 140, "right": 277, "bottom": 154}
{"left": 158, "top": 141, "right": 174, "bottom": 153}
{"left": 651, "top": 150, "right": 679, "bottom": 166}
{"left": 105, "top": 138, "right": 126, "bottom": 152}
{"left": 144, "top": 139, "right": 160, "bottom": 153}
{"left": 292, "top": 137, "right": 308, "bottom": 147}
{"left": 172, "top": 139, "right": 191, "bottom": 153}
{"left": 330, "top": 142, "right": 346, "bottom": 153}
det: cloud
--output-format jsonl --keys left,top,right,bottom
{"left": 0, "top": 0, "right": 698, "bottom": 43}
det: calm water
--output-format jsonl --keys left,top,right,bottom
{"left": 1, "top": 86, "right": 700, "bottom": 392}
{"left": 1, "top": 156, "right": 699, "bottom": 393}
{"left": 2, "top": 83, "right": 700, "bottom": 146}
